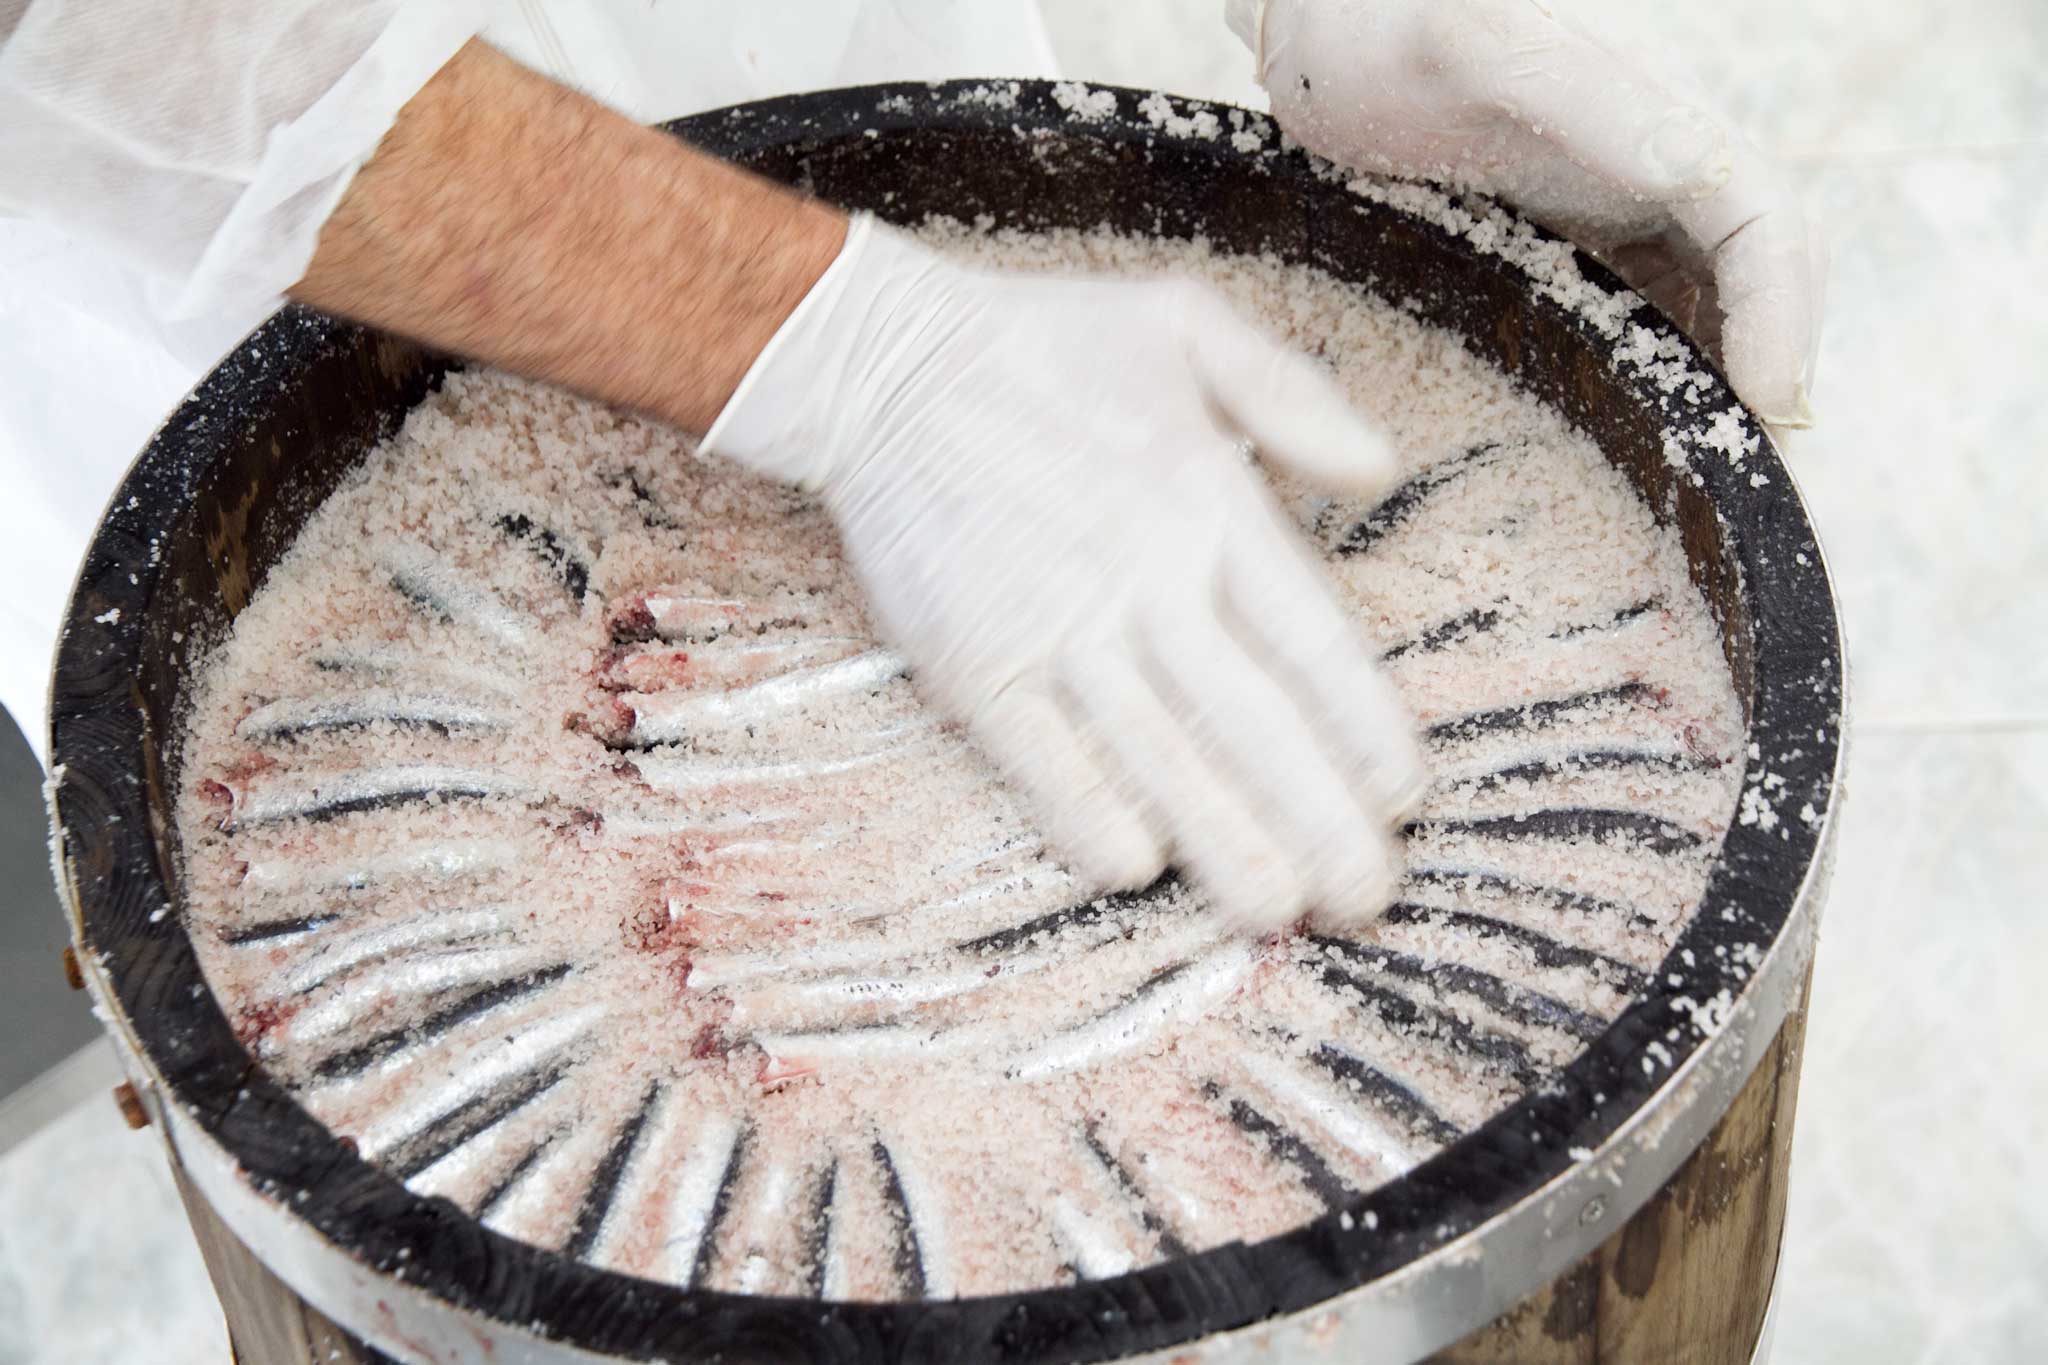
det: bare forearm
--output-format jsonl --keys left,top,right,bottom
{"left": 292, "top": 41, "right": 846, "bottom": 433}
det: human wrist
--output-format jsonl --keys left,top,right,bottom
{"left": 664, "top": 190, "right": 848, "bottom": 431}
{"left": 702, "top": 214, "right": 960, "bottom": 492}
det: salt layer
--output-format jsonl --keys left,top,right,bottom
{"left": 177, "top": 226, "right": 1745, "bottom": 1301}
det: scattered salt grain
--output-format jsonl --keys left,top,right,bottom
{"left": 1050, "top": 81, "right": 1116, "bottom": 122}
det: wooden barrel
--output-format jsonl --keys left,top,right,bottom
{"left": 50, "top": 81, "right": 1844, "bottom": 1365}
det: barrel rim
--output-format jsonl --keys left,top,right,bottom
{"left": 48, "top": 79, "right": 1844, "bottom": 1363}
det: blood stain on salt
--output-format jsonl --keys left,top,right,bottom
{"left": 621, "top": 901, "right": 673, "bottom": 953}
{"left": 234, "top": 997, "right": 300, "bottom": 1048}
{"left": 197, "top": 779, "right": 234, "bottom": 826}
{"left": 690, "top": 1021, "right": 729, "bottom": 1060}
{"left": 607, "top": 600, "right": 658, "bottom": 642}
{"left": 221, "top": 752, "right": 279, "bottom": 784}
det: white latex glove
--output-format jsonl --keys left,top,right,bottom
{"left": 1227, "top": 0, "right": 1825, "bottom": 427}
{"left": 707, "top": 216, "right": 1428, "bottom": 929}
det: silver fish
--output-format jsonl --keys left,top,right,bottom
{"left": 237, "top": 690, "right": 512, "bottom": 742}
{"left": 625, "top": 648, "right": 905, "bottom": 745}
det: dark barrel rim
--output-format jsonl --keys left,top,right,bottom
{"left": 49, "top": 80, "right": 1842, "bottom": 1362}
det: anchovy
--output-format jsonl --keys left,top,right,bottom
{"left": 383, "top": 544, "right": 537, "bottom": 648}
{"left": 844, "top": 864, "right": 1077, "bottom": 933}
{"left": 650, "top": 1115, "right": 742, "bottom": 1284}
{"left": 1005, "top": 943, "right": 1253, "bottom": 1082}
{"left": 953, "top": 879, "right": 1177, "bottom": 956}
{"left": 290, "top": 943, "right": 552, "bottom": 1045}
{"left": 281, "top": 906, "right": 512, "bottom": 997}
{"left": 495, "top": 513, "right": 591, "bottom": 603}
{"left": 1312, "top": 953, "right": 1542, "bottom": 1086}
{"left": 612, "top": 593, "right": 791, "bottom": 645}
{"left": 304, "top": 959, "right": 574, "bottom": 1073}
{"left": 563, "top": 1082, "right": 662, "bottom": 1259}
{"left": 1080, "top": 1123, "right": 1188, "bottom": 1259}
{"left": 596, "top": 804, "right": 808, "bottom": 840}
{"left": 226, "top": 764, "right": 522, "bottom": 829}
{"left": 690, "top": 937, "right": 916, "bottom": 993}
{"left": 803, "top": 1161, "right": 838, "bottom": 1299}
{"left": 1243, "top": 1049, "right": 1425, "bottom": 1175}
{"left": 727, "top": 1160, "right": 819, "bottom": 1294}
{"left": 308, "top": 643, "right": 520, "bottom": 695}
{"left": 237, "top": 690, "right": 512, "bottom": 742}
{"left": 1381, "top": 604, "right": 1508, "bottom": 662}
{"left": 690, "top": 878, "right": 1071, "bottom": 991}
{"left": 1377, "top": 901, "right": 1650, "bottom": 994}
{"left": 666, "top": 1120, "right": 748, "bottom": 1289}
{"left": 1552, "top": 596, "right": 1663, "bottom": 639}
{"left": 1426, "top": 682, "right": 1657, "bottom": 745}
{"left": 632, "top": 721, "right": 936, "bottom": 792}
{"left": 1439, "top": 748, "right": 1698, "bottom": 795}
{"left": 930, "top": 829, "right": 1051, "bottom": 881}
{"left": 602, "top": 634, "right": 870, "bottom": 695}
{"left": 751, "top": 1019, "right": 987, "bottom": 1073}
{"left": 1312, "top": 936, "right": 1606, "bottom": 1043}
{"left": 1309, "top": 1043, "right": 1465, "bottom": 1148}
{"left": 380, "top": 1062, "right": 572, "bottom": 1181}
{"left": 731, "top": 964, "right": 1004, "bottom": 1024}
{"left": 1406, "top": 808, "right": 1703, "bottom": 856}
{"left": 733, "top": 900, "right": 1211, "bottom": 1032}
{"left": 1405, "top": 864, "right": 1655, "bottom": 929}
{"left": 219, "top": 912, "right": 342, "bottom": 946}
{"left": 239, "top": 838, "right": 518, "bottom": 897}
{"left": 354, "top": 1003, "right": 607, "bottom": 1166}
{"left": 873, "top": 1140, "right": 944, "bottom": 1298}
{"left": 1051, "top": 1197, "right": 1138, "bottom": 1279}
{"left": 475, "top": 1137, "right": 557, "bottom": 1219}
{"left": 1205, "top": 1085, "right": 1356, "bottom": 1209}
{"left": 1331, "top": 444, "right": 1504, "bottom": 556}
{"left": 622, "top": 648, "right": 906, "bottom": 746}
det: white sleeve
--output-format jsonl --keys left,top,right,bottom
{"left": 0, "top": 0, "right": 485, "bottom": 320}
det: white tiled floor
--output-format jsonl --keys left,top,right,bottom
{"left": 0, "top": 1048, "right": 225, "bottom": 1364}
{"left": 4, "top": 4, "right": 2044, "bottom": 1363}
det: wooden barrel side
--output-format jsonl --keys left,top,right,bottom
{"left": 170, "top": 1153, "right": 395, "bottom": 1365}
{"left": 1433, "top": 972, "right": 1812, "bottom": 1365}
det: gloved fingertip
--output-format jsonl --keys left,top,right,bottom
{"left": 1184, "top": 291, "right": 1398, "bottom": 496}
{"left": 1643, "top": 106, "right": 1735, "bottom": 200}
{"left": 1758, "top": 381, "right": 1816, "bottom": 430}
{"left": 1067, "top": 819, "right": 1169, "bottom": 892}
{"left": 1314, "top": 838, "right": 1401, "bottom": 929}
{"left": 1717, "top": 276, "right": 1820, "bottom": 433}
{"left": 1205, "top": 855, "right": 1306, "bottom": 935}
{"left": 1384, "top": 739, "right": 1432, "bottom": 823}
{"left": 1258, "top": 404, "right": 1399, "bottom": 497}
{"left": 1726, "top": 338, "right": 1817, "bottom": 430}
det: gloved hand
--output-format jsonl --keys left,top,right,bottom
{"left": 706, "top": 215, "right": 1428, "bottom": 929}
{"left": 1228, "top": 0, "right": 1825, "bottom": 427}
